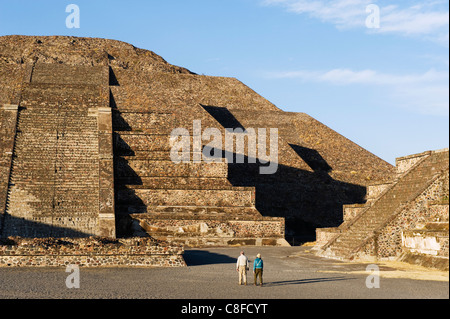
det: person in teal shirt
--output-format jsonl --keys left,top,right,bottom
{"left": 253, "top": 253, "right": 264, "bottom": 286}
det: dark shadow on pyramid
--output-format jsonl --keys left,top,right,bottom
{"left": 1, "top": 215, "right": 93, "bottom": 238}
{"left": 201, "top": 105, "right": 246, "bottom": 132}
{"left": 202, "top": 145, "right": 366, "bottom": 241}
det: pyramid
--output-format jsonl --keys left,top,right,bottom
{"left": 0, "top": 36, "right": 395, "bottom": 246}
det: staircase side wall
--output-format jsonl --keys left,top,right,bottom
{"left": 0, "top": 105, "right": 19, "bottom": 233}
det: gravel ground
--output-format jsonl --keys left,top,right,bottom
{"left": 0, "top": 246, "right": 448, "bottom": 299}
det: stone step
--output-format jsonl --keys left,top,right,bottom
{"left": 115, "top": 159, "right": 227, "bottom": 178}
{"left": 116, "top": 187, "right": 255, "bottom": 208}
{"left": 123, "top": 182, "right": 251, "bottom": 192}
{"left": 118, "top": 206, "right": 261, "bottom": 217}
{"left": 118, "top": 151, "right": 204, "bottom": 161}
{"left": 116, "top": 176, "right": 232, "bottom": 189}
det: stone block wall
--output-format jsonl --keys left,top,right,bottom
{"left": 116, "top": 159, "right": 228, "bottom": 178}
{"left": 110, "top": 69, "right": 281, "bottom": 112}
{"left": 120, "top": 188, "right": 255, "bottom": 208}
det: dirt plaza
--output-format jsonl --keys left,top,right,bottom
{"left": 0, "top": 246, "right": 447, "bottom": 299}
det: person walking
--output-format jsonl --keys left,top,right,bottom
{"left": 253, "top": 253, "right": 264, "bottom": 286}
{"left": 236, "top": 251, "right": 249, "bottom": 285}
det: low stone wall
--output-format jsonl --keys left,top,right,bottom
{"left": 396, "top": 149, "right": 449, "bottom": 176}
{"left": 366, "top": 183, "right": 393, "bottom": 202}
{"left": 343, "top": 204, "right": 366, "bottom": 222}
{"left": 315, "top": 227, "right": 340, "bottom": 247}
{"left": 395, "top": 151, "right": 430, "bottom": 175}
{"left": 0, "top": 237, "right": 186, "bottom": 267}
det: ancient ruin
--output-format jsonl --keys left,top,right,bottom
{"left": 0, "top": 35, "right": 447, "bottom": 268}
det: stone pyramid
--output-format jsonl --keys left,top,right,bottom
{"left": 0, "top": 36, "right": 395, "bottom": 246}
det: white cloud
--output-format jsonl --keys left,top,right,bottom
{"left": 376, "top": 3, "right": 449, "bottom": 45}
{"left": 263, "top": 0, "right": 370, "bottom": 27}
{"left": 262, "top": 0, "right": 449, "bottom": 44}
{"left": 269, "top": 68, "right": 448, "bottom": 84}
{"left": 267, "top": 68, "right": 449, "bottom": 115}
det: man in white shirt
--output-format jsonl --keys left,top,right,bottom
{"left": 236, "top": 251, "right": 249, "bottom": 285}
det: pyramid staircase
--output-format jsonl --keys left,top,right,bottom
{"left": 316, "top": 149, "right": 449, "bottom": 261}
{"left": 1, "top": 63, "right": 115, "bottom": 238}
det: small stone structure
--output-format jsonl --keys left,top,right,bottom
{"left": 315, "top": 149, "right": 449, "bottom": 270}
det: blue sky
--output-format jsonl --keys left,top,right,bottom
{"left": 0, "top": 0, "right": 448, "bottom": 164}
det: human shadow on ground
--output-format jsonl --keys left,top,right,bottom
{"left": 183, "top": 250, "right": 237, "bottom": 266}
{"left": 261, "top": 276, "right": 355, "bottom": 287}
